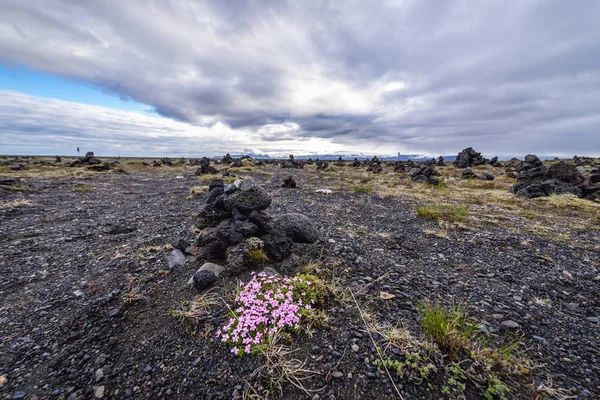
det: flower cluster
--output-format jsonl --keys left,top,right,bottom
{"left": 217, "top": 272, "right": 315, "bottom": 355}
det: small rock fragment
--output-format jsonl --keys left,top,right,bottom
{"left": 94, "top": 386, "right": 105, "bottom": 398}
{"left": 501, "top": 320, "right": 520, "bottom": 329}
{"left": 167, "top": 249, "right": 186, "bottom": 270}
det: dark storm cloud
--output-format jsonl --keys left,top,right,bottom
{"left": 1, "top": 0, "right": 600, "bottom": 156}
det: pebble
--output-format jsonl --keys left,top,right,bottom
{"left": 501, "top": 320, "right": 520, "bottom": 329}
{"left": 532, "top": 335, "right": 546, "bottom": 342}
{"left": 586, "top": 317, "right": 598, "bottom": 323}
{"left": 96, "top": 368, "right": 104, "bottom": 382}
{"left": 331, "top": 371, "right": 343, "bottom": 378}
{"left": 109, "top": 309, "right": 120, "bottom": 318}
{"left": 351, "top": 344, "right": 359, "bottom": 352}
{"left": 93, "top": 386, "right": 105, "bottom": 398}
{"left": 12, "top": 392, "right": 26, "bottom": 399}
{"left": 492, "top": 314, "right": 504, "bottom": 319}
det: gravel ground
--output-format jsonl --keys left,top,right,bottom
{"left": 1, "top": 160, "right": 599, "bottom": 399}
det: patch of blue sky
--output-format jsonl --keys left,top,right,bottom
{"left": 0, "top": 63, "right": 154, "bottom": 115}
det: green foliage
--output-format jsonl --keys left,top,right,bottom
{"left": 484, "top": 375, "right": 510, "bottom": 400}
{"left": 415, "top": 204, "right": 469, "bottom": 222}
{"left": 291, "top": 274, "right": 331, "bottom": 307}
{"left": 72, "top": 184, "right": 92, "bottom": 192}
{"left": 351, "top": 185, "right": 374, "bottom": 193}
{"left": 373, "top": 352, "right": 437, "bottom": 383}
{"left": 245, "top": 249, "right": 268, "bottom": 267}
{"left": 519, "top": 210, "right": 538, "bottom": 219}
{"left": 418, "top": 301, "right": 477, "bottom": 358}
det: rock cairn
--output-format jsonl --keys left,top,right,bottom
{"left": 195, "top": 157, "right": 219, "bottom": 175}
{"left": 191, "top": 179, "right": 319, "bottom": 291}
{"left": 407, "top": 165, "right": 440, "bottom": 185}
{"left": 454, "top": 147, "right": 501, "bottom": 168}
{"left": 281, "top": 154, "right": 304, "bottom": 169}
{"left": 461, "top": 168, "right": 494, "bottom": 180}
{"left": 509, "top": 156, "right": 600, "bottom": 199}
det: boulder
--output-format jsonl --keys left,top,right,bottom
{"left": 273, "top": 213, "right": 319, "bottom": 243}
{"left": 187, "top": 262, "right": 226, "bottom": 288}
{"left": 192, "top": 270, "right": 217, "bottom": 291}
{"left": 262, "top": 230, "right": 294, "bottom": 262}
{"left": 524, "top": 154, "right": 543, "bottom": 166}
{"left": 220, "top": 179, "right": 272, "bottom": 212}
{"left": 196, "top": 204, "right": 230, "bottom": 229}
{"left": 546, "top": 161, "right": 584, "bottom": 185}
{"left": 516, "top": 180, "right": 582, "bottom": 199}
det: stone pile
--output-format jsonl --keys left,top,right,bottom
{"left": 281, "top": 154, "right": 304, "bottom": 169}
{"left": 366, "top": 156, "right": 382, "bottom": 173}
{"left": 195, "top": 157, "right": 219, "bottom": 175}
{"left": 454, "top": 147, "right": 486, "bottom": 168}
{"left": 281, "top": 175, "right": 297, "bottom": 188}
{"left": 69, "top": 151, "right": 103, "bottom": 167}
{"left": 454, "top": 147, "right": 501, "bottom": 168}
{"left": 191, "top": 179, "right": 319, "bottom": 291}
{"left": 315, "top": 160, "right": 329, "bottom": 171}
{"left": 509, "top": 156, "right": 598, "bottom": 199}
{"left": 221, "top": 153, "right": 234, "bottom": 164}
{"left": 407, "top": 165, "right": 440, "bottom": 185}
{"left": 461, "top": 168, "right": 494, "bottom": 180}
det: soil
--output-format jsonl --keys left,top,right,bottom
{"left": 1, "top": 159, "right": 599, "bottom": 399}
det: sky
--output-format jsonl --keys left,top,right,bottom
{"left": 0, "top": 0, "right": 599, "bottom": 158}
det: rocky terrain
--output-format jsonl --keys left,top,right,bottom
{"left": 1, "top": 152, "right": 599, "bottom": 399}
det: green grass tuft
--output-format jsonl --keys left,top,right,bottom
{"left": 72, "top": 184, "right": 92, "bottom": 192}
{"left": 418, "top": 301, "right": 477, "bottom": 358}
{"left": 351, "top": 185, "right": 374, "bottom": 193}
{"left": 415, "top": 204, "right": 469, "bottom": 222}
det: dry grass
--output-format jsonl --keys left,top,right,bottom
{"left": 249, "top": 331, "right": 323, "bottom": 398}
{"left": 171, "top": 289, "right": 223, "bottom": 333}
{"left": 189, "top": 185, "right": 209, "bottom": 196}
{"left": 321, "top": 164, "right": 600, "bottom": 244}
{"left": 0, "top": 198, "right": 32, "bottom": 209}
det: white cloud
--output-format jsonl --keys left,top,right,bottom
{"left": 0, "top": 0, "right": 600, "bottom": 157}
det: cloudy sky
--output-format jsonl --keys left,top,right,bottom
{"left": 1, "top": 0, "right": 599, "bottom": 158}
